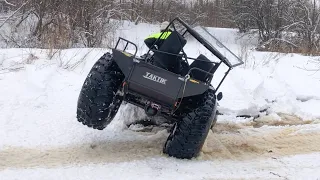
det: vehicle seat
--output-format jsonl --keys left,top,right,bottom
{"left": 153, "top": 31, "right": 187, "bottom": 74}
{"left": 189, "top": 54, "right": 218, "bottom": 82}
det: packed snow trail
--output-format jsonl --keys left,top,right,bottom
{"left": 202, "top": 120, "right": 320, "bottom": 160}
{"left": 1, "top": 117, "right": 319, "bottom": 170}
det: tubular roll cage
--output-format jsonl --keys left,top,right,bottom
{"left": 115, "top": 17, "right": 244, "bottom": 92}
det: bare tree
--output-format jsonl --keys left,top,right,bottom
{"left": 0, "top": 0, "right": 29, "bottom": 28}
{"left": 2, "top": 0, "right": 319, "bottom": 55}
{"left": 286, "top": 0, "right": 320, "bottom": 54}
{"left": 2, "top": 0, "right": 15, "bottom": 6}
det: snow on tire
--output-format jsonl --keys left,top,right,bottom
{"left": 163, "top": 89, "right": 217, "bottom": 159}
{"left": 77, "top": 53, "right": 125, "bottom": 130}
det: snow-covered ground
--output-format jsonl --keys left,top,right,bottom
{"left": 1, "top": 22, "right": 320, "bottom": 179}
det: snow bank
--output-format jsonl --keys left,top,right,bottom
{"left": 1, "top": 22, "right": 319, "bottom": 125}
{"left": 1, "top": 22, "right": 320, "bottom": 179}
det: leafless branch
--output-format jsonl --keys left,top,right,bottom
{"left": 0, "top": 0, "right": 30, "bottom": 28}
{"left": 3, "top": 0, "right": 15, "bottom": 6}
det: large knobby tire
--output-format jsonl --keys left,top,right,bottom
{"left": 77, "top": 53, "right": 125, "bottom": 130}
{"left": 163, "top": 89, "right": 217, "bottom": 159}
{"left": 211, "top": 110, "right": 218, "bottom": 129}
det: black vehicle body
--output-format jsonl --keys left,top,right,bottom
{"left": 76, "top": 17, "right": 243, "bottom": 159}
{"left": 112, "top": 17, "right": 243, "bottom": 118}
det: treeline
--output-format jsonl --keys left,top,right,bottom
{"left": 1, "top": 0, "right": 320, "bottom": 54}
{"left": 227, "top": 0, "right": 320, "bottom": 55}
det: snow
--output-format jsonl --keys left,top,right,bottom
{"left": 1, "top": 21, "right": 320, "bottom": 179}
{"left": 1, "top": 153, "right": 320, "bottom": 180}
{"left": 217, "top": 52, "right": 320, "bottom": 120}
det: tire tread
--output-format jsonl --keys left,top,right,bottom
{"left": 76, "top": 53, "right": 124, "bottom": 130}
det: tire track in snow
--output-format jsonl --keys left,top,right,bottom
{"left": 1, "top": 119, "right": 320, "bottom": 170}
{"left": 201, "top": 124, "right": 320, "bottom": 160}
{"left": 201, "top": 114, "right": 320, "bottom": 160}
{"left": 0, "top": 131, "right": 168, "bottom": 170}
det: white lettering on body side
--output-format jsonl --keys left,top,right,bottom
{"left": 143, "top": 72, "right": 167, "bottom": 85}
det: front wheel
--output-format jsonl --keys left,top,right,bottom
{"left": 163, "top": 89, "right": 217, "bottom": 159}
{"left": 76, "top": 53, "right": 125, "bottom": 130}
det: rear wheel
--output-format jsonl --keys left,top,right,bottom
{"left": 163, "top": 89, "right": 217, "bottom": 159}
{"left": 76, "top": 53, "right": 125, "bottom": 130}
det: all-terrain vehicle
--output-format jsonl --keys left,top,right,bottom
{"left": 76, "top": 17, "right": 243, "bottom": 159}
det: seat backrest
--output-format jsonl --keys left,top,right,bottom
{"left": 189, "top": 54, "right": 218, "bottom": 82}
{"left": 153, "top": 31, "right": 187, "bottom": 73}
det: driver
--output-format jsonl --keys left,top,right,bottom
{"left": 144, "top": 21, "right": 172, "bottom": 49}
